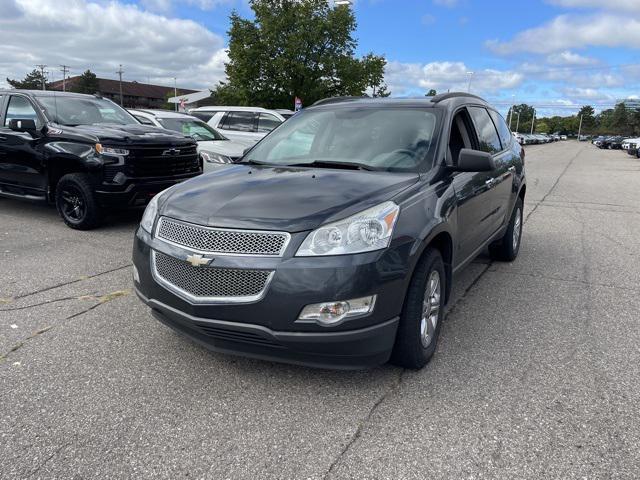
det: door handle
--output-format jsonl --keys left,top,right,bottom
{"left": 508, "top": 166, "right": 516, "bottom": 173}
{"left": 485, "top": 178, "right": 496, "bottom": 187}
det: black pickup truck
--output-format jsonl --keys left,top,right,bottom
{"left": 0, "top": 90, "right": 201, "bottom": 229}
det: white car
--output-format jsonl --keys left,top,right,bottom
{"left": 129, "top": 109, "right": 250, "bottom": 171}
{"left": 188, "top": 106, "right": 286, "bottom": 144}
{"left": 622, "top": 137, "right": 640, "bottom": 150}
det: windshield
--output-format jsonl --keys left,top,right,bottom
{"left": 157, "top": 117, "right": 227, "bottom": 141}
{"left": 245, "top": 106, "right": 441, "bottom": 172}
{"left": 37, "top": 96, "right": 138, "bottom": 126}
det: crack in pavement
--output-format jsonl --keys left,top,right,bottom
{"left": 488, "top": 269, "right": 640, "bottom": 294}
{"left": 8, "top": 264, "right": 132, "bottom": 302}
{"left": 25, "top": 437, "right": 76, "bottom": 479}
{"left": 323, "top": 370, "right": 407, "bottom": 480}
{"left": 0, "top": 290, "right": 130, "bottom": 362}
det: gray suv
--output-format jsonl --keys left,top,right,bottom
{"left": 133, "top": 93, "right": 526, "bottom": 369}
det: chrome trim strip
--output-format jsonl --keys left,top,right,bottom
{"left": 155, "top": 216, "right": 291, "bottom": 257}
{"left": 151, "top": 250, "right": 275, "bottom": 305}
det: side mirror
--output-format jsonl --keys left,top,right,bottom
{"left": 456, "top": 148, "right": 495, "bottom": 172}
{"left": 8, "top": 118, "right": 37, "bottom": 133}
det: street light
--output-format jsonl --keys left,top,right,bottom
{"left": 466, "top": 71, "right": 474, "bottom": 92}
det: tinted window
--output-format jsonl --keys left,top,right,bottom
{"left": 489, "top": 109, "right": 512, "bottom": 149}
{"left": 468, "top": 107, "right": 502, "bottom": 154}
{"left": 257, "top": 113, "right": 282, "bottom": 133}
{"left": 5, "top": 96, "right": 40, "bottom": 127}
{"left": 221, "top": 112, "right": 255, "bottom": 132}
{"left": 157, "top": 118, "right": 226, "bottom": 141}
{"left": 37, "top": 96, "right": 137, "bottom": 126}
{"left": 246, "top": 107, "right": 440, "bottom": 172}
{"left": 133, "top": 114, "right": 155, "bottom": 126}
{"left": 190, "top": 111, "right": 214, "bottom": 122}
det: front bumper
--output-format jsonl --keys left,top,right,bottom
{"left": 94, "top": 173, "right": 200, "bottom": 209}
{"left": 133, "top": 226, "right": 413, "bottom": 369}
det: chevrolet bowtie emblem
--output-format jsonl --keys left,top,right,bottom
{"left": 186, "top": 254, "right": 212, "bottom": 267}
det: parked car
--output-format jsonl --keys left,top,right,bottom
{"left": 133, "top": 93, "right": 526, "bottom": 370}
{"left": 189, "top": 106, "right": 287, "bottom": 145}
{"left": 560, "top": 135, "right": 568, "bottom": 140}
{"left": 0, "top": 90, "right": 201, "bottom": 229}
{"left": 623, "top": 138, "right": 640, "bottom": 156}
{"left": 592, "top": 136, "right": 606, "bottom": 147}
{"left": 129, "top": 109, "right": 250, "bottom": 171}
{"left": 599, "top": 136, "right": 624, "bottom": 149}
{"left": 578, "top": 135, "right": 590, "bottom": 141}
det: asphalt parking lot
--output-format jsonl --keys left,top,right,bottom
{"left": 1, "top": 141, "right": 639, "bottom": 479}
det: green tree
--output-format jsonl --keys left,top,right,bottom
{"left": 578, "top": 105, "right": 595, "bottom": 134}
{"left": 611, "top": 102, "right": 630, "bottom": 135}
{"left": 70, "top": 70, "right": 100, "bottom": 94}
{"left": 215, "top": 0, "right": 389, "bottom": 108}
{"left": 425, "top": 89, "right": 437, "bottom": 97}
{"left": 511, "top": 104, "right": 535, "bottom": 133}
{"left": 6, "top": 69, "right": 47, "bottom": 89}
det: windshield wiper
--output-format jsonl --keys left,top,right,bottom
{"left": 287, "top": 160, "right": 377, "bottom": 171}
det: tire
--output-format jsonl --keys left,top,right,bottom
{"left": 55, "top": 173, "right": 103, "bottom": 230}
{"left": 489, "top": 198, "right": 523, "bottom": 262}
{"left": 390, "top": 249, "right": 446, "bottom": 369}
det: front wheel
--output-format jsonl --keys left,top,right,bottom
{"left": 55, "top": 173, "right": 103, "bottom": 230}
{"left": 390, "top": 249, "right": 446, "bottom": 369}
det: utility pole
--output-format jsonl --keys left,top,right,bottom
{"left": 577, "top": 114, "right": 583, "bottom": 139}
{"left": 174, "top": 77, "right": 178, "bottom": 112}
{"left": 466, "top": 71, "right": 474, "bottom": 93}
{"left": 116, "top": 64, "right": 124, "bottom": 106}
{"left": 530, "top": 109, "right": 536, "bottom": 135}
{"left": 36, "top": 64, "right": 47, "bottom": 90}
{"left": 60, "top": 65, "right": 70, "bottom": 92}
{"left": 515, "top": 112, "right": 521, "bottom": 133}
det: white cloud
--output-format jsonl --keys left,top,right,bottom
{"left": 546, "top": 50, "right": 597, "bottom": 65}
{"left": 0, "top": 0, "right": 228, "bottom": 89}
{"left": 487, "top": 14, "right": 640, "bottom": 54}
{"left": 385, "top": 61, "right": 524, "bottom": 96}
{"left": 547, "top": 0, "right": 640, "bottom": 11}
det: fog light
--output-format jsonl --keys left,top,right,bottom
{"left": 298, "top": 295, "right": 376, "bottom": 326}
{"left": 132, "top": 265, "right": 140, "bottom": 283}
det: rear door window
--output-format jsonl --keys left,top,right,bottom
{"left": 488, "top": 109, "right": 512, "bottom": 149}
{"left": 468, "top": 106, "right": 502, "bottom": 154}
{"left": 257, "top": 113, "right": 282, "bottom": 133}
{"left": 220, "top": 112, "right": 256, "bottom": 132}
{"left": 190, "top": 111, "right": 214, "bottom": 122}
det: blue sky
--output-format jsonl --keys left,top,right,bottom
{"left": 2, "top": 0, "right": 639, "bottom": 116}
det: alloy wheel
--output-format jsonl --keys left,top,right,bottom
{"left": 60, "top": 187, "right": 86, "bottom": 222}
{"left": 420, "top": 270, "right": 441, "bottom": 348}
{"left": 513, "top": 207, "right": 522, "bottom": 251}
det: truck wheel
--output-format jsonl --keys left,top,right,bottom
{"left": 55, "top": 173, "right": 103, "bottom": 230}
{"left": 390, "top": 248, "right": 445, "bottom": 369}
{"left": 489, "top": 198, "right": 523, "bottom": 262}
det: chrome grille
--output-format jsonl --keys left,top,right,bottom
{"left": 153, "top": 251, "right": 272, "bottom": 302}
{"left": 157, "top": 217, "right": 290, "bottom": 256}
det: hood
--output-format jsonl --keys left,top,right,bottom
{"left": 160, "top": 164, "right": 419, "bottom": 232}
{"left": 197, "top": 140, "right": 246, "bottom": 159}
{"left": 58, "top": 123, "right": 195, "bottom": 145}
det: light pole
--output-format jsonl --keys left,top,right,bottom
{"left": 530, "top": 108, "right": 536, "bottom": 135}
{"left": 116, "top": 64, "right": 124, "bottom": 106}
{"left": 36, "top": 64, "right": 47, "bottom": 90}
{"left": 174, "top": 77, "right": 178, "bottom": 112}
{"left": 515, "top": 112, "right": 521, "bottom": 133}
{"left": 577, "top": 114, "right": 583, "bottom": 139}
{"left": 60, "top": 65, "right": 69, "bottom": 92}
{"left": 507, "top": 94, "right": 515, "bottom": 130}
{"left": 466, "top": 71, "right": 474, "bottom": 92}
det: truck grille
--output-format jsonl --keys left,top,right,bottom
{"left": 152, "top": 251, "right": 273, "bottom": 302}
{"left": 127, "top": 144, "right": 200, "bottom": 178}
{"left": 156, "top": 217, "right": 290, "bottom": 256}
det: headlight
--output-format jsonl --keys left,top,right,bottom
{"left": 296, "top": 201, "right": 399, "bottom": 256}
{"left": 96, "top": 144, "right": 129, "bottom": 156}
{"left": 201, "top": 151, "right": 232, "bottom": 164}
{"left": 140, "top": 193, "right": 163, "bottom": 234}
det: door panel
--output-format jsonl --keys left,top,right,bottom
{"left": 0, "top": 95, "right": 46, "bottom": 194}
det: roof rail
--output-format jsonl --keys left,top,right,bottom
{"left": 311, "top": 96, "right": 366, "bottom": 107}
{"left": 430, "top": 92, "right": 486, "bottom": 103}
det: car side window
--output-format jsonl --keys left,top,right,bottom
{"left": 5, "top": 96, "right": 41, "bottom": 127}
{"left": 133, "top": 114, "right": 155, "bottom": 126}
{"left": 190, "top": 111, "right": 214, "bottom": 122}
{"left": 220, "top": 112, "right": 256, "bottom": 132}
{"left": 257, "top": 113, "right": 281, "bottom": 133}
{"left": 488, "top": 109, "right": 512, "bottom": 149}
{"left": 468, "top": 106, "right": 502, "bottom": 154}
